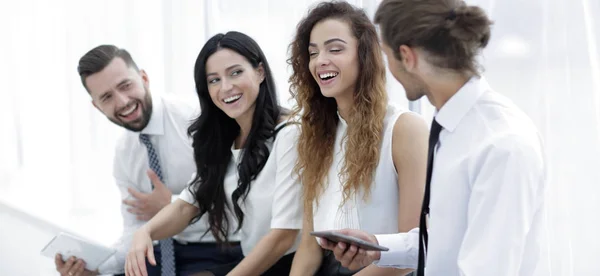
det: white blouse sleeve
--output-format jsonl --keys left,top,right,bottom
{"left": 178, "top": 173, "right": 199, "bottom": 207}
{"left": 270, "top": 124, "right": 303, "bottom": 229}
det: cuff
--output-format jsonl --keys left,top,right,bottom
{"left": 372, "top": 228, "right": 420, "bottom": 269}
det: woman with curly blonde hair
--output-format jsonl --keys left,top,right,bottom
{"left": 288, "top": 1, "right": 429, "bottom": 275}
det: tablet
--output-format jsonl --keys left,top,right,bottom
{"left": 310, "top": 231, "right": 389, "bottom": 251}
{"left": 40, "top": 232, "right": 116, "bottom": 271}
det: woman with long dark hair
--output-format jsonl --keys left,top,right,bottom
{"left": 125, "top": 31, "right": 303, "bottom": 276}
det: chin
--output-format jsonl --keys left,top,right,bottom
{"left": 319, "top": 87, "right": 343, "bottom": 98}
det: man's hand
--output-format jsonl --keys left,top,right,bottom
{"left": 318, "top": 229, "right": 381, "bottom": 271}
{"left": 55, "top": 254, "right": 99, "bottom": 276}
{"left": 123, "top": 170, "right": 172, "bottom": 221}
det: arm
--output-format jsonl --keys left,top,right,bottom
{"left": 227, "top": 229, "right": 299, "bottom": 276}
{"left": 125, "top": 198, "right": 199, "bottom": 276}
{"left": 290, "top": 210, "right": 323, "bottom": 276}
{"left": 228, "top": 125, "right": 304, "bottom": 276}
{"left": 142, "top": 199, "right": 198, "bottom": 240}
{"left": 456, "top": 135, "right": 545, "bottom": 275}
{"left": 355, "top": 112, "right": 428, "bottom": 275}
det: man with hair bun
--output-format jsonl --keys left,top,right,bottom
{"left": 318, "top": 1, "right": 549, "bottom": 275}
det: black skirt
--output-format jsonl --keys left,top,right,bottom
{"left": 205, "top": 251, "right": 295, "bottom": 276}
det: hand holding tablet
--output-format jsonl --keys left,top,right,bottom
{"left": 41, "top": 232, "right": 115, "bottom": 271}
{"left": 310, "top": 230, "right": 389, "bottom": 251}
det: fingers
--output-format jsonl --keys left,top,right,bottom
{"left": 72, "top": 260, "right": 85, "bottom": 276}
{"left": 136, "top": 214, "right": 151, "bottom": 221}
{"left": 60, "top": 256, "right": 76, "bottom": 275}
{"left": 335, "top": 243, "right": 359, "bottom": 269}
{"left": 332, "top": 242, "right": 347, "bottom": 261}
{"left": 127, "top": 188, "right": 147, "bottom": 200}
{"left": 336, "top": 229, "right": 351, "bottom": 236}
{"left": 134, "top": 245, "right": 148, "bottom": 276}
{"left": 55, "top": 254, "right": 65, "bottom": 269}
{"left": 123, "top": 198, "right": 142, "bottom": 208}
{"left": 147, "top": 243, "right": 157, "bottom": 266}
{"left": 125, "top": 258, "right": 131, "bottom": 276}
{"left": 147, "top": 170, "right": 165, "bottom": 188}
{"left": 318, "top": 238, "right": 336, "bottom": 251}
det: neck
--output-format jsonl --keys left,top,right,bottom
{"left": 234, "top": 113, "right": 253, "bottom": 149}
{"left": 335, "top": 90, "right": 354, "bottom": 121}
{"left": 426, "top": 72, "right": 473, "bottom": 111}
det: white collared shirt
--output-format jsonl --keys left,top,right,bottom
{"left": 98, "top": 94, "right": 216, "bottom": 275}
{"left": 375, "top": 77, "right": 549, "bottom": 275}
{"left": 179, "top": 121, "right": 303, "bottom": 256}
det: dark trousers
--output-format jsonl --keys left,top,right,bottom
{"left": 115, "top": 241, "right": 243, "bottom": 276}
{"left": 202, "top": 251, "right": 295, "bottom": 276}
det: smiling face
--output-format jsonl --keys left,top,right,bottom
{"left": 205, "top": 48, "right": 265, "bottom": 121}
{"left": 308, "top": 18, "right": 360, "bottom": 100}
{"left": 86, "top": 57, "right": 152, "bottom": 132}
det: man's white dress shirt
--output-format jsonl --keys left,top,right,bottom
{"left": 98, "top": 94, "right": 217, "bottom": 275}
{"left": 374, "top": 77, "right": 549, "bottom": 276}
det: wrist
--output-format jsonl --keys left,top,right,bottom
{"left": 373, "top": 235, "right": 381, "bottom": 261}
{"left": 141, "top": 224, "right": 153, "bottom": 238}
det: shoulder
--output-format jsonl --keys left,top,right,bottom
{"left": 392, "top": 111, "right": 428, "bottom": 143}
{"left": 114, "top": 130, "right": 134, "bottom": 155}
{"left": 161, "top": 94, "right": 201, "bottom": 120}
{"left": 472, "top": 93, "right": 544, "bottom": 161}
{"left": 482, "top": 132, "right": 544, "bottom": 165}
{"left": 274, "top": 120, "right": 301, "bottom": 142}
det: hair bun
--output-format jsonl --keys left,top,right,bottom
{"left": 445, "top": 5, "right": 493, "bottom": 48}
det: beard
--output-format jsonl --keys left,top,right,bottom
{"left": 108, "top": 88, "right": 153, "bottom": 132}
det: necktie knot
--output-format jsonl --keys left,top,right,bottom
{"left": 429, "top": 119, "right": 442, "bottom": 146}
{"left": 139, "top": 133, "right": 151, "bottom": 145}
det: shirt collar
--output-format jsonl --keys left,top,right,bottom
{"left": 435, "top": 76, "right": 490, "bottom": 133}
{"left": 140, "top": 94, "right": 164, "bottom": 136}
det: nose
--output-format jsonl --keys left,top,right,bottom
{"left": 114, "top": 91, "right": 129, "bottom": 107}
{"left": 220, "top": 78, "right": 233, "bottom": 92}
{"left": 316, "top": 53, "right": 330, "bottom": 67}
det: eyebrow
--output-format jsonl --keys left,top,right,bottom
{"left": 308, "top": 38, "right": 347, "bottom": 47}
{"left": 206, "top": 64, "right": 242, "bottom": 77}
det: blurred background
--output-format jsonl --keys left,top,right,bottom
{"left": 0, "top": 0, "right": 598, "bottom": 275}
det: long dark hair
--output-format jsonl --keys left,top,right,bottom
{"left": 188, "top": 31, "right": 283, "bottom": 244}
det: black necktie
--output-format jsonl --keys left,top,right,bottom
{"left": 417, "top": 118, "right": 442, "bottom": 276}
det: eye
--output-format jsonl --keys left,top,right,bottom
{"left": 231, "top": 69, "right": 243, "bottom": 76}
{"left": 208, "top": 78, "right": 220, "bottom": 84}
{"left": 102, "top": 94, "right": 112, "bottom": 102}
{"left": 330, "top": 48, "right": 342, "bottom": 53}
